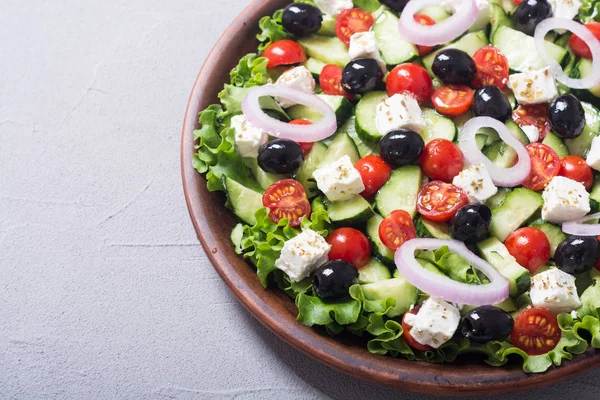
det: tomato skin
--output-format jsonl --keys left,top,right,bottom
{"left": 355, "top": 155, "right": 393, "bottom": 198}
{"left": 431, "top": 85, "right": 474, "bottom": 117}
{"left": 289, "top": 119, "right": 314, "bottom": 156}
{"left": 417, "top": 181, "right": 469, "bottom": 222}
{"left": 511, "top": 308, "right": 561, "bottom": 356}
{"left": 262, "top": 179, "right": 311, "bottom": 227}
{"left": 512, "top": 0, "right": 524, "bottom": 4}
{"left": 402, "top": 307, "right": 433, "bottom": 352}
{"left": 513, "top": 104, "right": 551, "bottom": 141}
{"left": 419, "top": 139, "right": 464, "bottom": 183}
{"left": 319, "top": 64, "right": 353, "bottom": 99}
{"left": 387, "top": 64, "right": 433, "bottom": 104}
{"left": 413, "top": 14, "right": 436, "bottom": 56}
{"left": 521, "top": 143, "right": 561, "bottom": 191}
{"left": 262, "top": 40, "right": 307, "bottom": 68}
{"left": 559, "top": 155, "right": 594, "bottom": 191}
{"left": 335, "top": 8, "right": 375, "bottom": 46}
{"left": 505, "top": 228, "right": 551, "bottom": 274}
{"left": 471, "top": 46, "right": 510, "bottom": 89}
{"left": 569, "top": 22, "right": 600, "bottom": 59}
{"left": 327, "top": 228, "right": 371, "bottom": 269}
{"left": 379, "top": 210, "right": 417, "bottom": 251}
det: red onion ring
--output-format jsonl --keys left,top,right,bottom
{"left": 241, "top": 84, "right": 337, "bottom": 142}
{"left": 534, "top": 18, "right": 600, "bottom": 89}
{"left": 398, "top": 0, "right": 479, "bottom": 47}
{"left": 562, "top": 213, "right": 600, "bottom": 235}
{"left": 395, "top": 239, "right": 510, "bottom": 305}
{"left": 459, "top": 117, "right": 531, "bottom": 187}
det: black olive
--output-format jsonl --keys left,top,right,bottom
{"left": 512, "top": 0, "right": 553, "bottom": 36}
{"left": 341, "top": 58, "right": 384, "bottom": 94}
{"left": 555, "top": 236, "right": 600, "bottom": 275}
{"left": 431, "top": 49, "right": 477, "bottom": 85}
{"left": 313, "top": 260, "right": 358, "bottom": 300}
{"left": 257, "top": 139, "right": 303, "bottom": 174}
{"left": 450, "top": 203, "right": 492, "bottom": 244}
{"left": 461, "top": 306, "right": 514, "bottom": 343}
{"left": 548, "top": 94, "right": 586, "bottom": 139}
{"left": 379, "top": 129, "right": 424, "bottom": 167}
{"left": 472, "top": 85, "right": 513, "bottom": 122}
{"left": 282, "top": 3, "right": 323, "bottom": 37}
{"left": 379, "top": 0, "right": 410, "bottom": 12}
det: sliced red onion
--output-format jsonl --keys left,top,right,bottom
{"left": 534, "top": 18, "right": 600, "bottom": 89}
{"left": 398, "top": 0, "right": 479, "bottom": 47}
{"left": 395, "top": 238, "right": 510, "bottom": 306}
{"left": 562, "top": 213, "right": 600, "bottom": 235}
{"left": 241, "top": 84, "right": 337, "bottom": 142}
{"left": 459, "top": 117, "right": 531, "bottom": 187}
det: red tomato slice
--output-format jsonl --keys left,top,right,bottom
{"left": 417, "top": 181, "right": 469, "bottom": 222}
{"left": 262, "top": 40, "right": 307, "bottom": 68}
{"left": 521, "top": 143, "right": 560, "bottom": 191}
{"left": 431, "top": 85, "right": 474, "bottom": 117}
{"left": 505, "top": 228, "right": 551, "bottom": 274}
{"left": 319, "top": 64, "right": 352, "bottom": 99}
{"left": 569, "top": 22, "right": 600, "bottom": 59}
{"left": 419, "top": 139, "right": 464, "bottom": 183}
{"left": 326, "top": 227, "right": 371, "bottom": 268}
{"left": 289, "top": 119, "right": 314, "bottom": 156}
{"left": 471, "top": 46, "right": 510, "bottom": 89}
{"left": 511, "top": 308, "right": 561, "bottom": 356}
{"left": 335, "top": 8, "right": 375, "bottom": 46}
{"left": 413, "top": 14, "right": 436, "bottom": 56}
{"left": 513, "top": 104, "right": 551, "bottom": 141}
{"left": 559, "top": 155, "right": 594, "bottom": 191}
{"left": 355, "top": 155, "right": 393, "bottom": 198}
{"left": 262, "top": 179, "right": 311, "bottom": 227}
{"left": 378, "top": 210, "right": 417, "bottom": 251}
{"left": 513, "top": 0, "right": 524, "bottom": 4}
{"left": 386, "top": 63, "right": 433, "bottom": 104}
{"left": 402, "top": 306, "right": 433, "bottom": 352}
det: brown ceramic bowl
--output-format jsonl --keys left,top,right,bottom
{"left": 181, "top": 0, "right": 600, "bottom": 395}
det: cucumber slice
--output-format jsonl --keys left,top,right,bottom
{"left": 418, "top": 5, "right": 451, "bottom": 22}
{"left": 505, "top": 120, "right": 530, "bottom": 145}
{"left": 303, "top": 58, "right": 327, "bottom": 78}
{"left": 376, "top": 165, "right": 423, "bottom": 218}
{"left": 590, "top": 176, "right": 600, "bottom": 204}
{"left": 366, "top": 214, "right": 395, "bottom": 266}
{"left": 415, "top": 217, "right": 451, "bottom": 239}
{"left": 287, "top": 94, "right": 353, "bottom": 126}
{"left": 578, "top": 58, "right": 600, "bottom": 99}
{"left": 296, "top": 142, "right": 328, "bottom": 198}
{"left": 529, "top": 220, "right": 567, "bottom": 257}
{"left": 320, "top": 132, "right": 361, "bottom": 167}
{"left": 244, "top": 158, "right": 286, "bottom": 190}
{"left": 372, "top": 10, "right": 418, "bottom": 67}
{"left": 496, "top": 0, "right": 518, "bottom": 14}
{"left": 486, "top": 187, "right": 511, "bottom": 209}
{"left": 223, "top": 176, "right": 263, "bottom": 225}
{"left": 477, "top": 237, "right": 531, "bottom": 297}
{"left": 317, "top": 14, "right": 336, "bottom": 36}
{"left": 542, "top": 131, "right": 569, "bottom": 158}
{"left": 325, "top": 195, "right": 375, "bottom": 225}
{"left": 420, "top": 108, "right": 457, "bottom": 143}
{"left": 491, "top": 26, "right": 567, "bottom": 72}
{"left": 565, "top": 102, "right": 600, "bottom": 157}
{"left": 360, "top": 277, "right": 418, "bottom": 317}
{"left": 358, "top": 259, "right": 392, "bottom": 284}
{"left": 337, "top": 116, "right": 379, "bottom": 158}
{"left": 423, "top": 31, "right": 488, "bottom": 75}
{"left": 489, "top": 188, "right": 543, "bottom": 242}
{"left": 355, "top": 91, "right": 388, "bottom": 142}
{"left": 453, "top": 109, "right": 474, "bottom": 132}
{"left": 475, "top": 134, "right": 487, "bottom": 150}
{"left": 484, "top": 120, "right": 530, "bottom": 168}
{"left": 461, "top": 298, "right": 518, "bottom": 316}
{"left": 490, "top": 2, "right": 512, "bottom": 37}
{"left": 298, "top": 35, "right": 351, "bottom": 67}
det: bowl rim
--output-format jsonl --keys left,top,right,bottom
{"left": 180, "top": 0, "right": 600, "bottom": 395}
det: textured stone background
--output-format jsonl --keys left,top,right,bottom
{"left": 1, "top": 0, "right": 599, "bottom": 398}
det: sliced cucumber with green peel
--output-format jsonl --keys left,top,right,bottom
{"left": 420, "top": 108, "right": 457, "bottom": 143}
{"left": 366, "top": 214, "right": 395, "bottom": 266}
{"left": 358, "top": 259, "right": 392, "bottom": 284}
{"left": 506, "top": 120, "right": 530, "bottom": 145}
{"left": 325, "top": 195, "right": 375, "bottom": 225}
{"left": 485, "top": 120, "right": 530, "bottom": 168}
{"left": 244, "top": 158, "right": 286, "bottom": 190}
{"left": 490, "top": 2, "right": 512, "bottom": 37}
{"left": 565, "top": 102, "right": 600, "bottom": 157}
{"left": 578, "top": 58, "right": 600, "bottom": 99}
{"left": 529, "top": 220, "right": 567, "bottom": 257}
{"left": 303, "top": 58, "right": 327, "bottom": 78}
{"left": 317, "top": 14, "right": 336, "bottom": 36}
{"left": 223, "top": 176, "right": 263, "bottom": 226}
{"left": 423, "top": 31, "right": 488, "bottom": 75}
{"left": 418, "top": 5, "right": 450, "bottom": 22}
{"left": 415, "top": 217, "right": 451, "bottom": 239}
{"left": 489, "top": 188, "right": 543, "bottom": 242}
{"left": 486, "top": 187, "right": 511, "bottom": 210}
{"left": 355, "top": 91, "right": 388, "bottom": 142}
{"left": 373, "top": 10, "right": 418, "bottom": 67}
{"left": 376, "top": 165, "right": 423, "bottom": 218}
{"left": 296, "top": 142, "right": 328, "bottom": 198}
{"left": 477, "top": 237, "right": 531, "bottom": 297}
{"left": 360, "top": 277, "right": 418, "bottom": 317}
{"left": 337, "top": 116, "right": 379, "bottom": 157}
{"left": 461, "top": 298, "right": 518, "bottom": 316}
{"left": 287, "top": 94, "right": 353, "bottom": 126}
{"left": 542, "top": 131, "right": 569, "bottom": 158}
{"left": 320, "top": 132, "right": 361, "bottom": 167}
{"left": 298, "top": 35, "right": 351, "bottom": 67}
{"left": 590, "top": 176, "right": 600, "bottom": 204}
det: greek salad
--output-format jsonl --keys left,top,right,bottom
{"left": 193, "top": 0, "right": 600, "bottom": 372}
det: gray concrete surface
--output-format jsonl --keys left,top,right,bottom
{"left": 1, "top": 0, "right": 599, "bottom": 398}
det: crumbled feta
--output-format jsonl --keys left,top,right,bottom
{"left": 375, "top": 94, "right": 426, "bottom": 136}
{"left": 403, "top": 297, "right": 461, "bottom": 349}
{"left": 508, "top": 67, "right": 558, "bottom": 105}
{"left": 441, "top": 0, "right": 492, "bottom": 31}
{"left": 275, "top": 229, "right": 331, "bottom": 282}
{"left": 521, "top": 125, "right": 540, "bottom": 143}
{"left": 586, "top": 136, "right": 600, "bottom": 171}
{"left": 274, "top": 66, "right": 316, "bottom": 108}
{"left": 348, "top": 31, "right": 387, "bottom": 71}
{"left": 452, "top": 164, "right": 498, "bottom": 203}
{"left": 230, "top": 115, "right": 269, "bottom": 158}
{"left": 313, "top": 155, "right": 365, "bottom": 202}
{"left": 530, "top": 268, "right": 581, "bottom": 314}
{"left": 314, "top": 0, "right": 353, "bottom": 16}
{"left": 542, "top": 176, "right": 590, "bottom": 223}
{"left": 549, "top": 0, "right": 582, "bottom": 33}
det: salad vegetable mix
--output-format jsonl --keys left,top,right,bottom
{"left": 193, "top": 0, "right": 600, "bottom": 372}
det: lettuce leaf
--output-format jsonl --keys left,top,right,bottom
{"left": 229, "top": 54, "right": 270, "bottom": 88}
{"left": 417, "top": 246, "right": 487, "bottom": 284}
{"left": 353, "top": 0, "right": 383, "bottom": 12}
{"left": 579, "top": 0, "right": 600, "bottom": 23}
{"left": 296, "top": 289, "right": 362, "bottom": 327}
{"left": 257, "top": 9, "right": 292, "bottom": 54}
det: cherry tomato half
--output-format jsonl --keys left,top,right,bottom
{"left": 327, "top": 227, "right": 371, "bottom": 269}
{"left": 319, "top": 64, "right": 353, "bottom": 99}
{"left": 355, "top": 155, "right": 393, "bottom": 198}
{"left": 387, "top": 63, "right": 433, "bottom": 104}
{"left": 521, "top": 143, "right": 560, "bottom": 191}
{"left": 417, "top": 181, "right": 469, "bottom": 222}
{"left": 402, "top": 306, "right": 433, "bottom": 352}
{"left": 289, "top": 119, "right": 314, "bottom": 156}
{"left": 262, "top": 40, "right": 307, "bottom": 68}
{"left": 513, "top": 104, "right": 551, "bottom": 141}
{"left": 419, "top": 139, "right": 464, "bottom": 183}
{"left": 569, "top": 22, "right": 600, "bottom": 59}
{"left": 431, "top": 85, "right": 474, "bottom": 117}
{"left": 335, "top": 8, "right": 375, "bottom": 46}
{"left": 378, "top": 210, "right": 417, "bottom": 251}
{"left": 471, "top": 46, "right": 510, "bottom": 89}
{"left": 559, "top": 155, "right": 594, "bottom": 191}
{"left": 505, "top": 228, "right": 551, "bottom": 274}
{"left": 512, "top": 0, "right": 524, "bottom": 4}
{"left": 413, "top": 14, "right": 436, "bottom": 56}
{"left": 511, "top": 308, "right": 561, "bottom": 356}
{"left": 262, "top": 179, "right": 311, "bottom": 227}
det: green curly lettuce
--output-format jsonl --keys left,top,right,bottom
{"left": 579, "top": 0, "right": 600, "bottom": 23}
{"left": 257, "top": 9, "right": 292, "bottom": 53}
{"left": 229, "top": 54, "right": 270, "bottom": 88}
{"left": 353, "top": 0, "right": 382, "bottom": 12}
{"left": 417, "top": 246, "right": 487, "bottom": 285}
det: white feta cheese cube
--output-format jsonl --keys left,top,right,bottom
{"left": 230, "top": 115, "right": 269, "bottom": 158}
{"left": 549, "top": 0, "right": 581, "bottom": 33}
{"left": 313, "top": 155, "right": 365, "bottom": 202}
{"left": 508, "top": 67, "right": 558, "bottom": 105}
{"left": 452, "top": 164, "right": 498, "bottom": 203}
{"left": 274, "top": 66, "right": 316, "bottom": 108}
{"left": 531, "top": 268, "right": 581, "bottom": 314}
{"left": 441, "top": 0, "right": 491, "bottom": 31}
{"left": 375, "top": 94, "right": 426, "bottom": 136}
{"left": 542, "top": 176, "right": 591, "bottom": 223}
{"left": 586, "top": 136, "right": 600, "bottom": 171}
{"left": 348, "top": 31, "right": 387, "bottom": 71}
{"left": 521, "top": 125, "right": 540, "bottom": 143}
{"left": 314, "top": 0, "right": 354, "bottom": 16}
{"left": 275, "top": 229, "right": 331, "bottom": 282}
{"left": 403, "top": 297, "right": 461, "bottom": 349}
